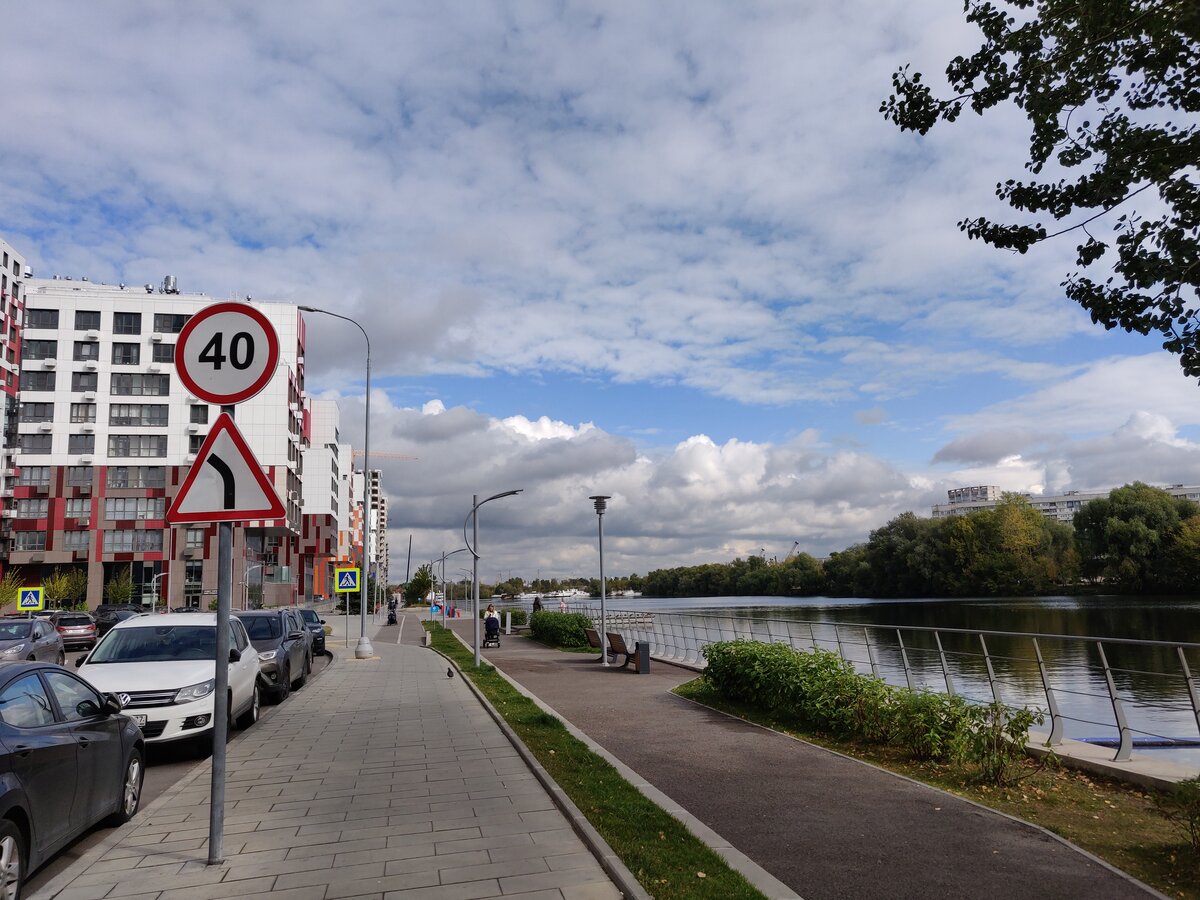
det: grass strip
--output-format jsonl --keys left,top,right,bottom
{"left": 674, "top": 677, "right": 1199, "bottom": 900}
{"left": 423, "top": 622, "right": 767, "bottom": 900}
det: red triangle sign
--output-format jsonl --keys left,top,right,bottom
{"left": 167, "top": 413, "right": 287, "bottom": 524}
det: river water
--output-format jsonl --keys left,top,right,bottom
{"left": 560, "top": 594, "right": 1200, "bottom": 771}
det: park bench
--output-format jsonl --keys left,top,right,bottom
{"left": 605, "top": 631, "right": 636, "bottom": 668}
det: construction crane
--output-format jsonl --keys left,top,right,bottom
{"left": 781, "top": 541, "right": 800, "bottom": 563}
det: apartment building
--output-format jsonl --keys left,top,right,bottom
{"left": 0, "top": 240, "right": 27, "bottom": 472}
{"left": 932, "top": 484, "right": 1200, "bottom": 523}
{"left": 7, "top": 276, "right": 312, "bottom": 607}
{"left": 300, "top": 399, "right": 349, "bottom": 603}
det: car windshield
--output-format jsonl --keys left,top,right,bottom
{"left": 0, "top": 622, "right": 32, "bottom": 641}
{"left": 89, "top": 625, "right": 216, "bottom": 663}
{"left": 299, "top": 610, "right": 319, "bottom": 625}
{"left": 240, "top": 617, "right": 281, "bottom": 640}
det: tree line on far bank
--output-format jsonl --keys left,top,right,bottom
{"left": 642, "top": 483, "right": 1200, "bottom": 599}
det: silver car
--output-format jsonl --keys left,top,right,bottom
{"left": 0, "top": 617, "right": 66, "bottom": 665}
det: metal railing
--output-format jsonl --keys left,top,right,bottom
{"left": 569, "top": 605, "right": 1200, "bottom": 763}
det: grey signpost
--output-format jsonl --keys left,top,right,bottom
{"left": 169, "top": 303, "right": 283, "bottom": 865}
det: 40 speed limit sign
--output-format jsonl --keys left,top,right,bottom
{"left": 176, "top": 303, "right": 280, "bottom": 404}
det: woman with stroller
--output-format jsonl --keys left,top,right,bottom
{"left": 483, "top": 604, "right": 501, "bottom": 647}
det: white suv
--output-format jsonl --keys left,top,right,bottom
{"left": 76, "top": 613, "right": 260, "bottom": 746}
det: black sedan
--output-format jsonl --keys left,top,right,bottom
{"left": 0, "top": 661, "right": 144, "bottom": 897}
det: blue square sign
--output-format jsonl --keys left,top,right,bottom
{"left": 17, "top": 588, "right": 43, "bottom": 611}
{"left": 334, "top": 567, "right": 360, "bottom": 593}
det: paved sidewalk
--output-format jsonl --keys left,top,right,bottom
{"left": 33, "top": 622, "right": 621, "bottom": 900}
{"left": 441, "top": 617, "right": 1166, "bottom": 900}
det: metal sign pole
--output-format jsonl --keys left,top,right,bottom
{"left": 209, "top": 404, "right": 235, "bottom": 865}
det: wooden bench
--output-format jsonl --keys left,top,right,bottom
{"left": 605, "top": 631, "right": 636, "bottom": 668}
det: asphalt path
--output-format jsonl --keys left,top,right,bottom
{"left": 23, "top": 644, "right": 332, "bottom": 895}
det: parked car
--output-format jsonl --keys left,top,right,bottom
{"left": 233, "top": 609, "right": 311, "bottom": 702}
{"left": 93, "top": 605, "right": 144, "bottom": 637}
{"left": 49, "top": 611, "right": 98, "bottom": 650}
{"left": 0, "top": 617, "right": 65, "bottom": 665}
{"left": 0, "top": 660, "right": 144, "bottom": 897}
{"left": 76, "top": 614, "right": 260, "bottom": 748}
{"left": 297, "top": 608, "right": 327, "bottom": 654}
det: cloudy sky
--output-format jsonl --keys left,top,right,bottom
{"left": 4, "top": 2, "right": 1198, "bottom": 581}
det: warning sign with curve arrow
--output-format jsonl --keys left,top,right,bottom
{"left": 167, "top": 413, "right": 287, "bottom": 524}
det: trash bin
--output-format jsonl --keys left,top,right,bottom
{"left": 635, "top": 641, "right": 651, "bottom": 674}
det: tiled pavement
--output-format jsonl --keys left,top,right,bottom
{"left": 33, "top": 624, "right": 622, "bottom": 900}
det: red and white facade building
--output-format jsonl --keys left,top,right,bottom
{"left": 1, "top": 270, "right": 371, "bottom": 609}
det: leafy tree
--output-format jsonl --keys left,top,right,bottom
{"left": 403, "top": 564, "right": 434, "bottom": 605}
{"left": 43, "top": 568, "right": 71, "bottom": 607}
{"left": 104, "top": 568, "right": 135, "bottom": 605}
{"left": 883, "top": 0, "right": 1200, "bottom": 375}
{"left": 1074, "top": 481, "right": 1197, "bottom": 589}
{"left": 63, "top": 567, "right": 88, "bottom": 606}
{"left": 0, "top": 569, "right": 24, "bottom": 611}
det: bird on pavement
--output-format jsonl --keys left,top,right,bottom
{"left": 447, "top": 668, "right": 453, "bottom": 678}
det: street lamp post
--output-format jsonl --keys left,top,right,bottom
{"left": 437, "top": 548, "right": 469, "bottom": 627}
{"left": 463, "top": 490, "right": 523, "bottom": 667}
{"left": 149, "top": 572, "right": 168, "bottom": 614}
{"left": 589, "top": 496, "right": 612, "bottom": 666}
{"left": 242, "top": 564, "right": 263, "bottom": 611}
{"left": 298, "top": 305, "right": 374, "bottom": 659}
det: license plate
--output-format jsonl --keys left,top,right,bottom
{"left": 132, "top": 714, "right": 147, "bottom": 728}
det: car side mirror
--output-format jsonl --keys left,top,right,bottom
{"left": 229, "top": 648, "right": 241, "bottom": 663}
{"left": 75, "top": 655, "right": 87, "bottom": 668}
{"left": 319, "top": 619, "right": 326, "bottom": 625}
{"left": 288, "top": 630, "right": 306, "bottom": 641}
{"left": 101, "top": 693, "right": 123, "bottom": 715}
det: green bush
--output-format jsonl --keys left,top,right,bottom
{"left": 891, "top": 689, "right": 972, "bottom": 762}
{"left": 509, "top": 608, "right": 528, "bottom": 626}
{"left": 1154, "top": 776, "right": 1200, "bottom": 853}
{"left": 529, "top": 610, "right": 591, "bottom": 648}
{"left": 965, "top": 702, "right": 1044, "bottom": 785}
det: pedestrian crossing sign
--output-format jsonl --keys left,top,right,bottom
{"left": 17, "top": 588, "right": 43, "bottom": 611}
{"left": 334, "top": 567, "right": 360, "bottom": 593}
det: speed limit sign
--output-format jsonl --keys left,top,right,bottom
{"left": 176, "top": 303, "right": 280, "bottom": 404}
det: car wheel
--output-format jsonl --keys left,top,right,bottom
{"left": 105, "top": 749, "right": 143, "bottom": 826}
{"left": 275, "top": 665, "right": 290, "bottom": 702}
{"left": 0, "top": 818, "right": 25, "bottom": 900}
{"left": 294, "top": 655, "right": 309, "bottom": 689}
{"left": 236, "top": 682, "right": 260, "bottom": 729}
{"left": 55, "top": 650, "right": 65, "bottom": 666}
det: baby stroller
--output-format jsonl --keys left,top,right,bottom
{"left": 386, "top": 599, "right": 398, "bottom": 626}
{"left": 482, "top": 615, "right": 501, "bottom": 649}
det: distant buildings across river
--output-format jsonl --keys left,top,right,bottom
{"left": 932, "top": 483, "right": 1200, "bottom": 523}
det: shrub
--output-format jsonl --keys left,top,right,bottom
{"left": 891, "top": 689, "right": 972, "bottom": 762}
{"left": 509, "top": 609, "right": 528, "bottom": 626}
{"left": 965, "top": 702, "right": 1044, "bottom": 785}
{"left": 1154, "top": 776, "right": 1200, "bottom": 853}
{"left": 529, "top": 611, "right": 591, "bottom": 648}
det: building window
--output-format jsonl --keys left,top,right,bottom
{"left": 69, "top": 403, "right": 96, "bottom": 423}
{"left": 188, "top": 434, "right": 205, "bottom": 454}
{"left": 18, "top": 402, "right": 53, "bottom": 423}
{"left": 152, "top": 343, "right": 175, "bottom": 363}
{"left": 16, "top": 466, "right": 49, "bottom": 487}
{"left": 65, "top": 498, "right": 90, "bottom": 519}
{"left": 102, "top": 530, "right": 164, "bottom": 553}
{"left": 184, "top": 561, "right": 203, "bottom": 606}
{"left": 106, "top": 466, "right": 165, "bottom": 489}
{"left": 62, "top": 531, "right": 89, "bottom": 551}
{"left": 75, "top": 310, "right": 100, "bottom": 330}
{"left": 109, "top": 404, "right": 168, "bottom": 427}
{"left": 25, "top": 308, "right": 58, "bottom": 329}
{"left": 68, "top": 434, "right": 95, "bottom": 454}
{"left": 21, "top": 371, "right": 56, "bottom": 392}
{"left": 67, "top": 466, "right": 92, "bottom": 486}
{"left": 71, "top": 372, "right": 97, "bottom": 392}
{"left": 189, "top": 405, "right": 209, "bottom": 424}
{"left": 73, "top": 341, "right": 99, "bottom": 362}
{"left": 23, "top": 340, "right": 57, "bottom": 360}
{"left": 19, "top": 433, "right": 52, "bottom": 453}
{"left": 152, "top": 313, "right": 190, "bottom": 333}
{"left": 113, "top": 312, "right": 141, "bottom": 335}
{"left": 14, "top": 531, "right": 46, "bottom": 552}
{"left": 107, "top": 434, "right": 167, "bottom": 458}
{"left": 111, "top": 343, "right": 140, "bottom": 365}
{"left": 185, "top": 529, "right": 205, "bottom": 551}
{"left": 104, "top": 497, "right": 166, "bottom": 520}
{"left": 111, "top": 373, "right": 169, "bottom": 396}
{"left": 15, "top": 499, "right": 48, "bottom": 518}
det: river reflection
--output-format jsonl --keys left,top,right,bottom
{"left": 573, "top": 595, "right": 1200, "bottom": 771}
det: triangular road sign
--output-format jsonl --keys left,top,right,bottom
{"left": 167, "top": 413, "right": 287, "bottom": 524}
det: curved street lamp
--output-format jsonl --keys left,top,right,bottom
{"left": 463, "top": 490, "right": 523, "bottom": 666}
{"left": 298, "top": 305, "right": 374, "bottom": 659}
